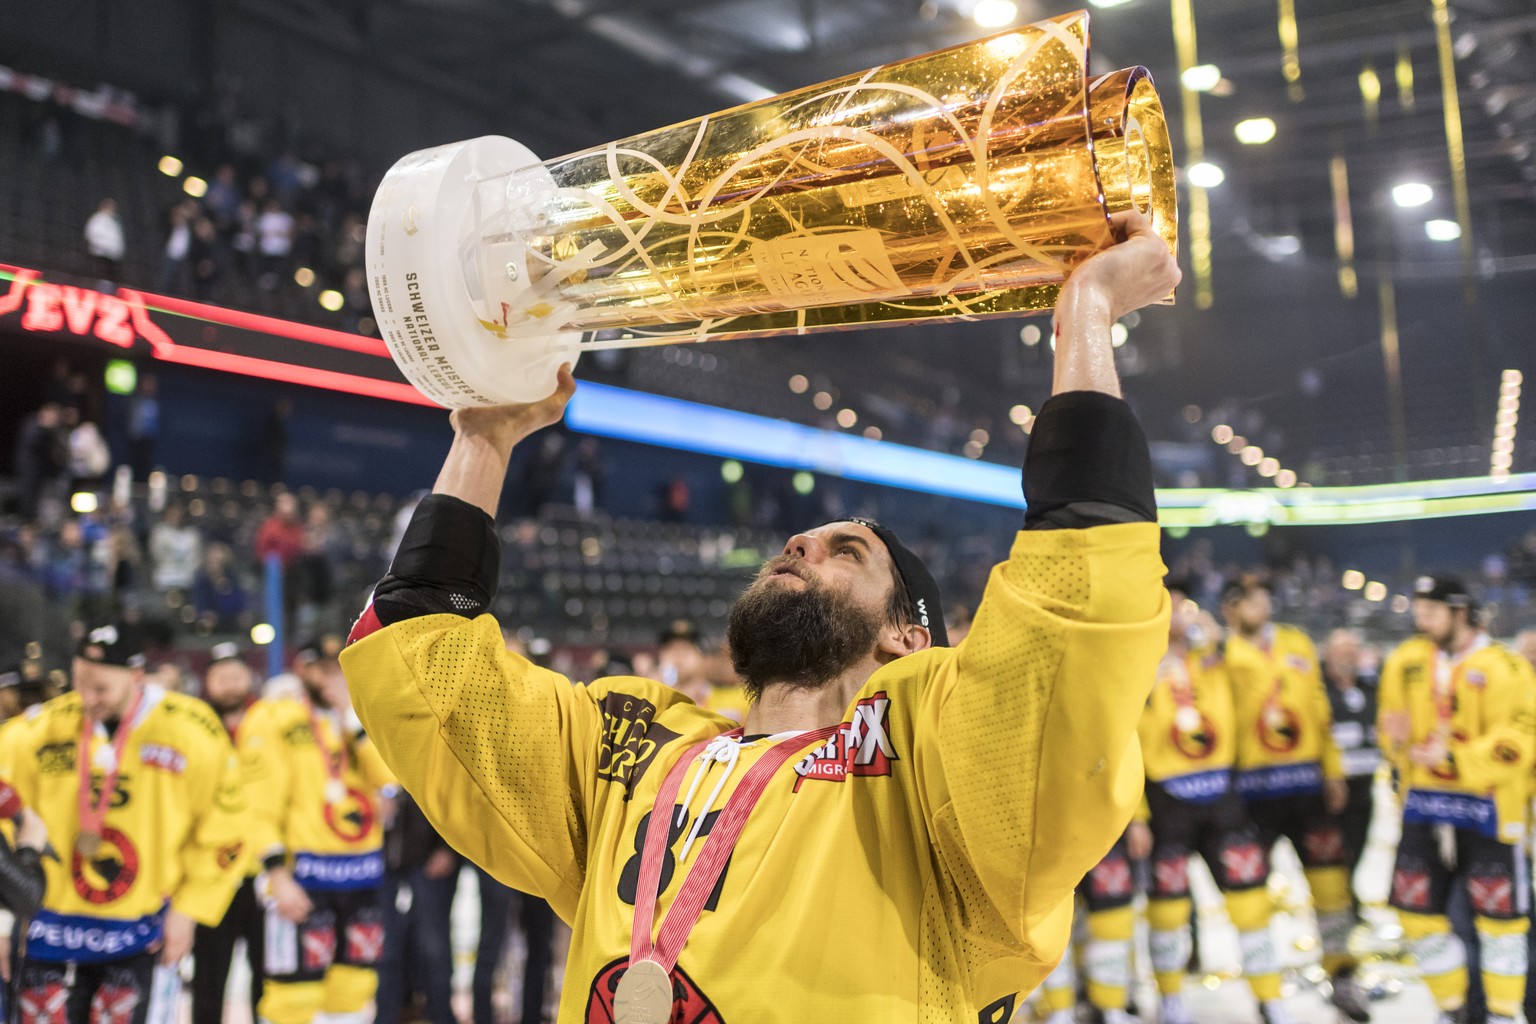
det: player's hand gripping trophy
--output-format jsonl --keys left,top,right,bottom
{"left": 365, "top": 9, "right": 1177, "bottom": 406}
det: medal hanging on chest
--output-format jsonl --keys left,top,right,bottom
{"left": 615, "top": 725, "right": 835, "bottom": 1024}
{"left": 310, "top": 706, "right": 351, "bottom": 806}
{"left": 1165, "top": 656, "right": 1202, "bottom": 736}
{"left": 76, "top": 687, "right": 146, "bottom": 860}
{"left": 612, "top": 958, "right": 675, "bottom": 1024}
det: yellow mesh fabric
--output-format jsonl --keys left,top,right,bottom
{"left": 345, "top": 522, "right": 1168, "bottom": 1023}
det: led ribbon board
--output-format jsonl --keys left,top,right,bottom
{"left": 3, "top": 263, "right": 1531, "bottom": 526}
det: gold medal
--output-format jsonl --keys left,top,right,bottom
{"left": 324, "top": 779, "right": 347, "bottom": 805}
{"left": 75, "top": 830, "right": 102, "bottom": 860}
{"left": 1174, "top": 706, "right": 1201, "bottom": 733}
{"left": 613, "top": 959, "right": 673, "bottom": 1024}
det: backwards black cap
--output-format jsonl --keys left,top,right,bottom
{"left": 208, "top": 641, "right": 245, "bottom": 666}
{"left": 835, "top": 518, "right": 949, "bottom": 648}
{"left": 76, "top": 622, "right": 147, "bottom": 669}
{"left": 1414, "top": 575, "right": 1474, "bottom": 608}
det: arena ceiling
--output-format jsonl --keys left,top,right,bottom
{"left": 320, "top": 0, "right": 1536, "bottom": 263}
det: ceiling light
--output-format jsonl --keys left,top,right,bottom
{"left": 1087, "top": 0, "right": 1134, "bottom": 7}
{"left": 1364, "top": 581, "right": 1388, "bottom": 602}
{"left": 1276, "top": 469, "right": 1298, "bottom": 488}
{"left": 183, "top": 176, "right": 208, "bottom": 198}
{"left": 1019, "top": 324, "right": 1041, "bottom": 346}
{"left": 1392, "top": 182, "right": 1433, "bottom": 208}
{"left": 1186, "top": 161, "right": 1225, "bottom": 188}
{"left": 1234, "top": 117, "right": 1277, "bottom": 144}
{"left": 1425, "top": 219, "right": 1461, "bottom": 241}
{"left": 1240, "top": 445, "right": 1264, "bottom": 466}
{"left": 1181, "top": 64, "right": 1222, "bottom": 93}
{"left": 318, "top": 289, "right": 345, "bottom": 312}
{"left": 1010, "top": 405, "right": 1033, "bottom": 425}
{"left": 1342, "top": 570, "right": 1365, "bottom": 590}
{"left": 836, "top": 408, "right": 858, "bottom": 428}
{"left": 1212, "top": 424, "right": 1234, "bottom": 444}
{"left": 158, "top": 156, "right": 183, "bottom": 177}
{"left": 972, "top": 0, "right": 1017, "bottom": 28}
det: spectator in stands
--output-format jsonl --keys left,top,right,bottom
{"left": 63, "top": 408, "right": 111, "bottom": 491}
{"left": 156, "top": 199, "right": 196, "bottom": 294}
{"left": 189, "top": 216, "right": 224, "bottom": 301}
{"left": 255, "top": 492, "right": 305, "bottom": 569}
{"left": 204, "top": 164, "right": 242, "bottom": 227}
{"left": 291, "top": 504, "right": 338, "bottom": 634}
{"left": 126, "top": 374, "right": 160, "bottom": 480}
{"left": 11, "top": 404, "right": 67, "bottom": 519}
{"left": 256, "top": 198, "right": 294, "bottom": 290}
{"left": 230, "top": 198, "right": 260, "bottom": 276}
{"left": 83, "top": 197, "right": 124, "bottom": 281}
{"left": 192, "top": 541, "right": 250, "bottom": 632}
{"left": 149, "top": 501, "right": 202, "bottom": 591}
{"left": 572, "top": 437, "right": 606, "bottom": 516}
{"left": 658, "top": 474, "right": 690, "bottom": 523}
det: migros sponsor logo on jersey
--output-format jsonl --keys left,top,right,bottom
{"left": 792, "top": 691, "right": 897, "bottom": 791}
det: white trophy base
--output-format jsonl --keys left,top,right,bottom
{"left": 365, "top": 136, "right": 581, "bottom": 408}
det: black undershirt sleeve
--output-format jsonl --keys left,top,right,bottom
{"left": 367, "top": 494, "right": 501, "bottom": 627}
{"left": 1021, "top": 390, "right": 1157, "bottom": 530}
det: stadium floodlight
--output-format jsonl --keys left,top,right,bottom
{"left": 1186, "top": 161, "right": 1225, "bottom": 188}
{"left": 1181, "top": 65, "right": 1222, "bottom": 93}
{"left": 1392, "top": 182, "right": 1433, "bottom": 207}
{"left": 1425, "top": 218, "right": 1461, "bottom": 241}
{"left": 972, "top": 0, "right": 1017, "bottom": 28}
{"left": 1234, "top": 117, "right": 1277, "bottom": 145}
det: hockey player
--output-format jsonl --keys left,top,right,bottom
{"left": 341, "top": 211, "right": 1180, "bottom": 1021}
{"left": 241, "top": 637, "right": 396, "bottom": 1024}
{"left": 1222, "top": 577, "right": 1369, "bottom": 1021}
{"left": 191, "top": 642, "right": 266, "bottom": 1024}
{"left": 1141, "top": 582, "right": 1289, "bottom": 1024}
{"left": 6, "top": 622, "right": 247, "bottom": 1024}
{"left": 1379, "top": 577, "right": 1536, "bottom": 1024}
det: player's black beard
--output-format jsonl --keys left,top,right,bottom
{"left": 726, "top": 560, "right": 882, "bottom": 701}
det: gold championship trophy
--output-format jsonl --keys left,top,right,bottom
{"left": 366, "top": 9, "right": 1176, "bottom": 406}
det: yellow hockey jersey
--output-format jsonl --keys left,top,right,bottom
{"left": 1376, "top": 634, "right": 1438, "bottom": 788}
{"left": 7, "top": 685, "right": 247, "bottom": 962}
{"left": 344, "top": 522, "right": 1168, "bottom": 1024}
{"left": 1138, "top": 647, "right": 1235, "bottom": 802}
{"left": 1377, "top": 635, "right": 1536, "bottom": 844}
{"left": 1225, "top": 625, "right": 1343, "bottom": 800}
{"left": 238, "top": 698, "right": 395, "bottom": 892}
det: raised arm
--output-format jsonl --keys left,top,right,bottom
{"left": 343, "top": 366, "right": 612, "bottom": 921}
{"left": 918, "top": 211, "right": 1178, "bottom": 973}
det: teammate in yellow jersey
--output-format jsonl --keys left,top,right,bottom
{"left": 341, "top": 211, "right": 1179, "bottom": 1023}
{"left": 1134, "top": 582, "right": 1290, "bottom": 1024}
{"left": 1379, "top": 577, "right": 1536, "bottom": 1024}
{"left": 1221, "top": 576, "right": 1369, "bottom": 1021}
{"left": 6, "top": 621, "right": 247, "bottom": 1024}
{"left": 190, "top": 642, "right": 266, "bottom": 1024}
{"left": 240, "top": 637, "right": 397, "bottom": 1024}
